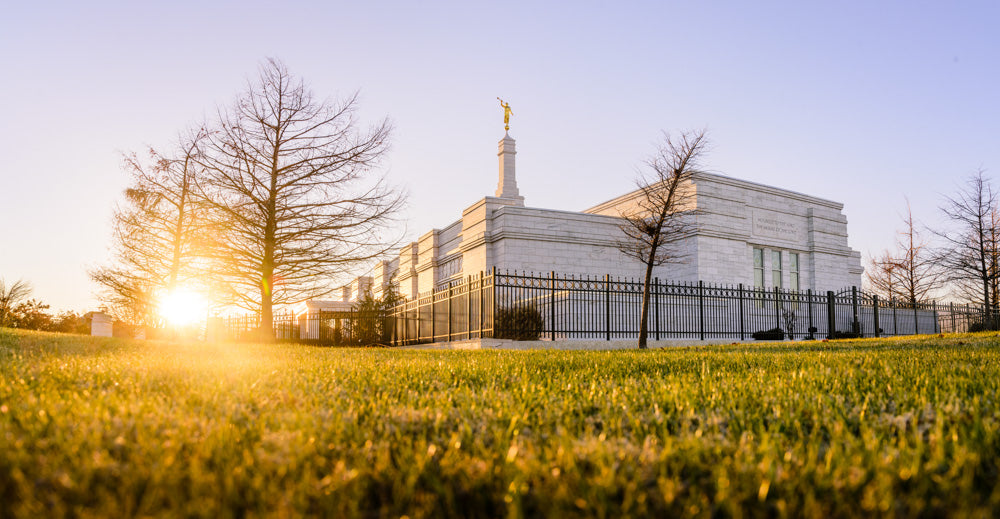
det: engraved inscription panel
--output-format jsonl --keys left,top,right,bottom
{"left": 439, "top": 256, "right": 463, "bottom": 279}
{"left": 751, "top": 210, "right": 805, "bottom": 243}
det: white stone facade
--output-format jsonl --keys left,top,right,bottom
{"left": 90, "top": 312, "right": 113, "bottom": 337}
{"left": 339, "top": 132, "right": 863, "bottom": 304}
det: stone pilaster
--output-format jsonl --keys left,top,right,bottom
{"left": 397, "top": 242, "right": 420, "bottom": 300}
{"left": 416, "top": 229, "right": 441, "bottom": 294}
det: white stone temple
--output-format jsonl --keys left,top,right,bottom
{"left": 307, "top": 129, "right": 863, "bottom": 314}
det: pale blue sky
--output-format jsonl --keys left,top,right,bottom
{"left": 1, "top": 1, "right": 997, "bottom": 312}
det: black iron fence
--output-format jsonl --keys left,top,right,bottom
{"left": 217, "top": 309, "right": 393, "bottom": 345}
{"left": 393, "top": 272, "right": 494, "bottom": 344}
{"left": 390, "top": 269, "right": 988, "bottom": 345}
{"left": 216, "top": 269, "right": 989, "bottom": 345}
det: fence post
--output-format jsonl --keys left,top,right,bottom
{"left": 967, "top": 303, "right": 971, "bottom": 332}
{"left": 654, "top": 277, "right": 660, "bottom": 341}
{"left": 491, "top": 266, "right": 498, "bottom": 339}
{"left": 873, "top": 294, "right": 880, "bottom": 338}
{"left": 826, "top": 290, "right": 836, "bottom": 339}
{"left": 393, "top": 305, "right": 399, "bottom": 346}
{"left": 950, "top": 302, "right": 955, "bottom": 334}
{"left": 932, "top": 301, "right": 938, "bottom": 334}
{"left": 774, "top": 286, "right": 781, "bottom": 332}
{"left": 550, "top": 271, "right": 557, "bottom": 341}
{"left": 416, "top": 299, "right": 422, "bottom": 343}
{"left": 851, "top": 286, "right": 860, "bottom": 336}
{"left": 605, "top": 274, "right": 611, "bottom": 341}
{"left": 738, "top": 283, "right": 745, "bottom": 341}
{"left": 889, "top": 296, "right": 899, "bottom": 336}
{"left": 466, "top": 276, "right": 471, "bottom": 340}
{"left": 478, "top": 272, "right": 484, "bottom": 338}
{"left": 699, "top": 280, "right": 705, "bottom": 341}
{"left": 807, "top": 289, "right": 814, "bottom": 339}
{"left": 447, "top": 285, "right": 453, "bottom": 342}
{"left": 431, "top": 291, "right": 437, "bottom": 343}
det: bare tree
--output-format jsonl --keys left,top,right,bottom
{"left": 931, "top": 169, "right": 999, "bottom": 314}
{"left": 864, "top": 201, "right": 940, "bottom": 305}
{"left": 199, "top": 59, "right": 403, "bottom": 338}
{"left": 947, "top": 204, "right": 1000, "bottom": 309}
{"left": 989, "top": 207, "right": 1000, "bottom": 308}
{"left": 90, "top": 127, "right": 210, "bottom": 326}
{"left": 618, "top": 129, "right": 707, "bottom": 349}
{"left": 864, "top": 250, "right": 901, "bottom": 300}
{"left": 0, "top": 278, "right": 32, "bottom": 327}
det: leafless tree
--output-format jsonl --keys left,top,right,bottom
{"left": 931, "top": 169, "right": 999, "bottom": 314}
{"left": 989, "top": 207, "right": 1000, "bottom": 308}
{"left": 90, "top": 127, "right": 210, "bottom": 326}
{"left": 0, "top": 278, "right": 32, "bottom": 327}
{"left": 864, "top": 201, "right": 940, "bottom": 305}
{"left": 947, "top": 205, "right": 1000, "bottom": 308}
{"left": 865, "top": 250, "right": 901, "bottom": 301}
{"left": 198, "top": 59, "right": 403, "bottom": 338}
{"left": 618, "top": 129, "right": 707, "bottom": 349}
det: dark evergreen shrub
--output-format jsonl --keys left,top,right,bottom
{"left": 752, "top": 327, "right": 785, "bottom": 340}
{"left": 495, "top": 305, "right": 544, "bottom": 340}
{"left": 968, "top": 316, "right": 1000, "bottom": 332}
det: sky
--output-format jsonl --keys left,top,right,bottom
{"left": 1, "top": 1, "right": 998, "bottom": 313}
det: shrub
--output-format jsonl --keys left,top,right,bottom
{"left": 495, "top": 305, "right": 544, "bottom": 340}
{"left": 343, "top": 286, "right": 402, "bottom": 346}
{"left": 752, "top": 327, "right": 785, "bottom": 341}
{"left": 968, "top": 316, "right": 1000, "bottom": 333}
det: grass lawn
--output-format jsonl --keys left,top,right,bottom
{"left": 1, "top": 329, "right": 999, "bottom": 518}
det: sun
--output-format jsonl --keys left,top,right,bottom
{"left": 158, "top": 288, "right": 208, "bottom": 327}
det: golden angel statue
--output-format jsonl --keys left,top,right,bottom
{"left": 497, "top": 97, "right": 513, "bottom": 131}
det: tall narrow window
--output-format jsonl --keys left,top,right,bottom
{"left": 789, "top": 253, "right": 800, "bottom": 292}
{"left": 753, "top": 248, "right": 764, "bottom": 288}
{"left": 771, "top": 250, "right": 782, "bottom": 288}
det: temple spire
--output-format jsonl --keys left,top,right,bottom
{"left": 496, "top": 132, "right": 523, "bottom": 204}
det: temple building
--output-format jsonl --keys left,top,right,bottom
{"left": 326, "top": 129, "right": 864, "bottom": 308}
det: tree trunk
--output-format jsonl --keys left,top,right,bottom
{"left": 638, "top": 258, "right": 655, "bottom": 349}
{"left": 259, "top": 148, "right": 280, "bottom": 341}
{"left": 984, "top": 275, "right": 992, "bottom": 321}
{"left": 981, "top": 228, "right": 991, "bottom": 320}
{"left": 260, "top": 221, "right": 276, "bottom": 341}
{"left": 167, "top": 158, "right": 190, "bottom": 292}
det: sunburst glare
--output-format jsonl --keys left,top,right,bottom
{"left": 158, "top": 288, "right": 207, "bottom": 327}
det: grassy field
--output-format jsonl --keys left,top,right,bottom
{"left": 1, "top": 330, "right": 999, "bottom": 518}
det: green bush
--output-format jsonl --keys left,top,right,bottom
{"left": 494, "top": 304, "right": 544, "bottom": 340}
{"left": 968, "top": 316, "right": 1000, "bottom": 332}
{"left": 340, "top": 286, "right": 402, "bottom": 345}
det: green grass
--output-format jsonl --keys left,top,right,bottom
{"left": 1, "top": 329, "right": 999, "bottom": 518}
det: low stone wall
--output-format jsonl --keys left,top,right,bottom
{"left": 404, "top": 337, "right": 759, "bottom": 350}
